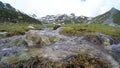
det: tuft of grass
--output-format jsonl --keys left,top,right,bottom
{"left": 62, "top": 53, "right": 112, "bottom": 68}
{"left": 60, "top": 24, "right": 120, "bottom": 38}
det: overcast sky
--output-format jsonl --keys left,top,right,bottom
{"left": 1, "top": 0, "right": 120, "bottom": 17}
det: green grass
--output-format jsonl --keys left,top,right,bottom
{"left": 60, "top": 24, "right": 120, "bottom": 38}
{"left": 92, "top": 12, "right": 109, "bottom": 24}
{"left": 0, "top": 23, "right": 43, "bottom": 38}
{"left": 113, "top": 11, "right": 120, "bottom": 25}
{"left": 0, "top": 23, "right": 58, "bottom": 38}
{"left": 1, "top": 23, "right": 120, "bottom": 38}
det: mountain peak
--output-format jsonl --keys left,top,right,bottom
{"left": 109, "top": 7, "right": 119, "bottom": 13}
{"left": 0, "top": 1, "right": 5, "bottom": 7}
{"left": 0, "top": 1, "right": 15, "bottom": 10}
{"left": 91, "top": 7, "right": 120, "bottom": 25}
{"left": 111, "top": 7, "right": 117, "bottom": 10}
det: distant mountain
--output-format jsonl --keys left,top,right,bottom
{"left": 40, "top": 13, "right": 89, "bottom": 24}
{"left": 0, "top": 1, "right": 41, "bottom": 23}
{"left": 90, "top": 7, "right": 120, "bottom": 26}
{"left": 0, "top": 1, "right": 15, "bottom": 10}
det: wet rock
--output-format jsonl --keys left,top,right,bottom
{"left": 111, "top": 44, "right": 120, "bottom": 63}
{"left": 0, "top": 46, "right": 27, "bottom": 61}
{"left": 0, "top": 35, "right": 26, "bottom": 49}
{"left": 96, "top": 34, "right": 120, "bottom": 45}
{"left": 112, "top": 44, "right": 120, "bottom": 53}
{"left": 86, "top": 34, "right": 103, "bottom": 45}
{"left": 0, "top": 28, "right": 119, "bottom": 68}
{"left": 86, "top": 33, "right": 120, "bottom": 46}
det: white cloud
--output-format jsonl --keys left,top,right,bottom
{"left": 1, "top": 0, "right": 120, "bottom": 17}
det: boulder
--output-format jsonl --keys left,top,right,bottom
{"left": 25, "top": 30, "right": 51, "bottom": 48}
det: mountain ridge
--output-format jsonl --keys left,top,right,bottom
{"left": 0, "top": 1, "right": 120, "bottom": 25}
{"left": 40, "top": 7, "right": 120, "bottom": 26}
{"left": 90, "top": 7, "right": 120, "bottom": 26}
{"left": 40, "top": 13, "right": 89, "bottom": 24}
{"left": 0, "top": 1, "right": 41, "bottom": 23}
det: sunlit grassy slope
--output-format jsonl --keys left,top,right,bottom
{"left": 0, "top": 23, "right": 57, "bottom": 38}
{"left": 60, "top": 24, "right": 120, "bottom": 37}
{"left": 0, "top": 23, "right": 42, "bottom": 37}
{"left": 91, "top": 8, "right": 120, "bottom": 25}
{"left": 113, "top": 11, "right": 120, "bottom": 25}
{"left": 0, "top": 8, "right": 41, "bottom": 23}
{"left": 0, "top": 23, "right": 120, "bottom": 38}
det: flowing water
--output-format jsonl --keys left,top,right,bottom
{"left": 0, "top": 27, "right": 119, "bottom": 68}
{"left": 39, "top": 28, "right": 120, "bottom": 68}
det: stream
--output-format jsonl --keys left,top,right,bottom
{"left": 0, "top": 27, "right": 119, "bottom": 68}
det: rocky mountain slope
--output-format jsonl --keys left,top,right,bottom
{"left": 0, "top": 1, "right": 41, "bottom": 23}
{"left": 40, "top": 13, "right": 89, "bottom": 24}
{"left": 90, "top": 7, "right": 120, "bottom": 26}
{"left": 40, "top": 7, "right": 120, "bottom": 26}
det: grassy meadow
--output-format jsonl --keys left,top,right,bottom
{"left": 60, "top": 24, "right": 120, "bottom": 38}
{"left": 0, "top": 23, "right": 120, "bottom": 38}
{"left": 0, "top": 23, "right": 44, "bottom": 38}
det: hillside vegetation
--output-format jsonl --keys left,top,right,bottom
{"left": 113, "top": 11, "right": 120, "bottom": 25}
{"left": 91, "top": 8, "right": 120, "bottom": 25}
{"left": 0, "top": 23, "right": 58, "bottom": 38}
{"left": 0, "top": 23, "right": 43, "bottom": 38}
{"left": 61, "top": 24, "right": 120, "bottom": 38}
{"left": 0, "top": 8, "right": 40, "bottom": 23}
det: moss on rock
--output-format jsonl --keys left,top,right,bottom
{"left": 25, "top": 30, "right": 51, "bottom": 48}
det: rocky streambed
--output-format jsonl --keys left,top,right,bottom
{"left": 0, "top": 27, "right": 120, "bottom": 68}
